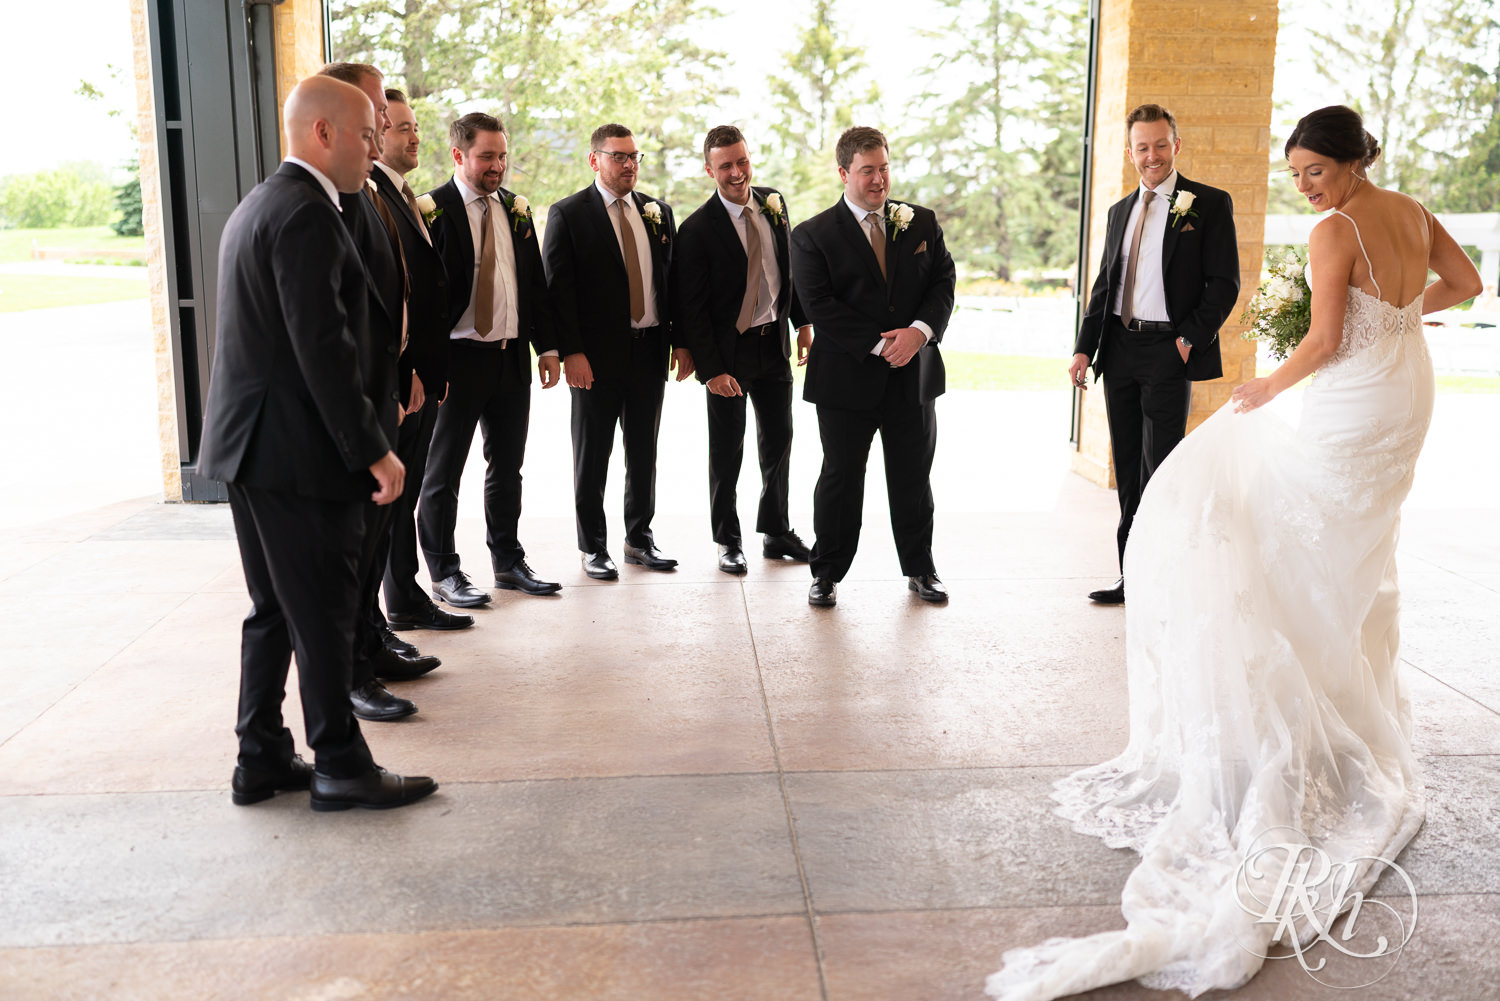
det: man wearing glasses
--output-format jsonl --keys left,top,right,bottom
{"left": 542, "top": 124, "right": 693, "bottom": 580}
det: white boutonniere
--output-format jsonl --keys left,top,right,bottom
{"left": 414, "top": 192, "right": 442, "bottom": 225}
{"left": 1167, "top": 189, "right": 1198, "bottom": 229}
{"left": 762, "top": 192, "right": 786, "bottom": 228}
{"left": 885, "top": 201, "right": 915, "bottom": 240}
{"left": 640, "top": 200, "right": 664, "bottom": 238}
{"left": 503, "top": 193, "right": 533, "bottom": 234}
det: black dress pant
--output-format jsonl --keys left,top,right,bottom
{"left": 419, "top": 338, "right": 532, "bottom": 583}
{"left": 227, "top": 482, "right": 374, "bottom": 780}
{"left": 571, "top": 332, "right": 666, "bottom": 553}
{"left": 809, "top": 367, "right": 937, "bottom": 582}
{"left": 382, "top": 391, "right": 441, "bottom": 614}
{"left": 707, "top": 330, "right": 794, "bottom": 546}
{"left": 1100, "top": 320, "right": 1192, "bottom": 570}
{"left": 351, "top": 494, "right": 397, "bottom": 688}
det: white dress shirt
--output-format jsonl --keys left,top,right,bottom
{"left": 842, "top": 195, "right": 933, "bottom": 353}
{"left": 595, "top": 177, "right": 660, "bottom": 329}
{"left": 284, "top": 156, "right": 340, "bottom": 209}
{"left": 718, "top": 190, "right": 781, "bottom": 327}
{"left": 1111, "top": 170, "right": 1177, "bottom": 323}
{"left": 451, "top": 174, "right": 520, "bottom": 344}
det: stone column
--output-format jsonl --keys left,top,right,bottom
{"left": 1071, "top": 0, "right": 1278, "bottom": 487}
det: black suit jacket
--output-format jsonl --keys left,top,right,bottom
{"left": 791, "top": 198, "right": 956, "bottom": 410}
{"left": 199, "top": 162, "right": 395, "bottom": 501}
{"left": 1075, "top": 173, "right": 1240, "bottom": 382}
{"left": 371, "top": 165, "right": 452, "bottom": 395}
{"left": 425, "top": 177, "right": 557, "bottom": 358}
{"left": 674, "top": 186, "right": 809, "bottom": 383}
{"left": 338, "top": 184, "right": 405, "bottom": 422}
{"left": 542, "top": 183, "right": 676, "bottom": 381}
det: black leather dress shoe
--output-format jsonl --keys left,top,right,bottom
{"left": 582, "top": 551, "right": 618, "bottom": 580}
{"left": 808, "top": 577, "right": 837, "bottom": 607}
{"left": 310, "top": 766, "right": 438, "bottom": 812}
{"left": 1088, "top": 578, "right": 1125, "bottom": 605}
{"left": 623, "top": 542, "right": 678, "bottom": 571}
{"left": 717, "top": 544, "right": 747, "bottom": 575}
{"left": 381, "top": 625, "right": 418, "bottom": 657}
{"left": 231, "top": 754, "right": 313, "bottom": 806}
{"left": 370, "top": 645, "right": 440, "bottom": 683}
{"left": 764, "top": 530, "right": 812, "bottom": 562}
{"left": 350, "top": 680, "right": 417, "bottom": 721}
{"left": 431, "top": 571, "right": 493, "bottom": 608}
{"left": 908, "top": 574, "right": 949, "bottom": 602}
{"left": 387, "top": 600, "right": 474, "bottom": 631}
{"left": 494, "top": 560, "right": 562, "bottom": 595}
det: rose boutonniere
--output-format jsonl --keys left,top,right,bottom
{"left": 1167, "top": 189, "right": 1198, "bottom": 229}
{"left": 762, "top": 192, "right": 786, "bottom": 228}
{"left": 503, "top": 193, "right": 533, "bottom": 235}
{"left": 640, "top": 200, "right": 664, "bottom": 238}
{"left": 885, "top": 201, "right": 915, "bottom": 240}
{"left": 414, "top": 192, "right": 442, "bottom": 226}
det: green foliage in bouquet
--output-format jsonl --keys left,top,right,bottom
{"left": 1241, "top": 248, "right": 1312, "bottom": 361}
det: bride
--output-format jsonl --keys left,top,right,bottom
{"left": 986, "top": 106, "right": 1483, "bottom": 999}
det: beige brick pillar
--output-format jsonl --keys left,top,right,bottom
{"left": 1071, "top": 1, "right": 1277, "bottom": 487}
{"left": 131, "top": 1, "right": 326, "bottom": 501}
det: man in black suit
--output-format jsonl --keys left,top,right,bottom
{"left": 542, "top": 123, "right": 693, "bottom": 580}
{"left": 1069, "top": 103, "right": 1240, "bottom": 604}
{"left": 372, "top": 89, "right": 475, "bottom": 634}
{"left": 198, "top": 75, "right": 435, "bottom": 811}
{"left": 318, "top": 62, "right": 437, "bottom": 725}
{"left": 790, "top": 126, "right": 956, "bottom": 608}
{"left": 417, "top": 112, "right": 562, "bottom": 607}
{"left": 675, "top": 126, "right": 813, "bottom": 575}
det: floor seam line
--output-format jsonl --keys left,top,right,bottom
{"left": 742, "top": 580, "right": 830, "bottom": 1001}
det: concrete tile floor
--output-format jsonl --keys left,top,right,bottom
{"left": 2, "top": 387, "right": 1498, "bottom": 1000}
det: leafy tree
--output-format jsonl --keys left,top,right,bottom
{"left": 762, "top": 0, "right": 881, "bottom": 221}
{"left": 0, "top": 163, "right": 115, "bottom": 229}
{"left": 1424, "top": 0, "right": 1500, "bottom": 212}
{"left": 905, "top": 0, "right": 1087, "bottom": 279}
{"left": 113, "top": 162, "right": 144, "bottom": 237}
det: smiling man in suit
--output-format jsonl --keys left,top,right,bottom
{"left": 675, "top": 126, "right": 813, "bottom": 575}
{"left": 1068, "top": 104, "right": 1239, "bottom": 605}
{"left": 417, "top": 112, "right": 562, "bottom": 609}
{"left": 542, "top": 123, "right": 693, "bottom": 580}
{"left": 199, "top": 74, "right": 435, "bottom": 811}
{"left": 790, "top": 126, "right": 956, "bottom": 608}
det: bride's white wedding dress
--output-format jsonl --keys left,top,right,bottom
{"left": 987, "top": 210, "right": 1433, "bottom": 999}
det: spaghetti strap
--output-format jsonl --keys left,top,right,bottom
{"left": 1328, "top": 208, "right": 1380, "bottom": 300}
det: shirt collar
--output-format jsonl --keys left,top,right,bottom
{"left": 595, "top": 176, "right": 634, "bottom": 209}
{"left": 284, "top": 156, "right": 340, "bottom": 209}
{"left": 455, "top": 173, "right": 498, "bottom": 207}
{"left": 843, "top": 193, "right": 884, "bottom": 225}
{"left": 1140, "top": 170, "right": 1179, "bottom": 200}
{"left": 372, "top": 160, "right": 405, "bottom": 188}
{"left": 718, "top": 189, "right": 756, "bottom": 218}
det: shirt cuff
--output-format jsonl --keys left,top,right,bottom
{"left": 912, "top": 321, "right": 934, "bottom": 343}
{"left": 539, "top": 349, "right": 559, "bottom": 358}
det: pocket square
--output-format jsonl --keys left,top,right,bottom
{"left": 1182, "top": 223, "right": 1195, "bottom": 232}
{"left": 914, "top": 240, "right": 928, "bottom": 255}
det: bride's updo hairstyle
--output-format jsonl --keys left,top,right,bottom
{"left": 1284, "top": 105, "right": 1382, "bottom": 169}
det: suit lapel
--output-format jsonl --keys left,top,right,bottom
{"left": 768, "top": 190, "right": 792, "bottom": 313}
{"left": 884, "top": 201, "right": 903, "bottom": 290}
{"left": 1160, "top": 176, "right": 1187, "bottom": 271}
{"left": 834, "top": 200, "right": 887, "bottom": 290}
{"left": 705, "top": 193, "right": 747, "bottom": 271}
{"left": 587, "top": 185, "right": 627, "bottom": 276}
{"left": 635, "top": 192, "right": 669, "bottom": 301}
{"left": 438, "top": 179, "right": 475, "bottom": 281}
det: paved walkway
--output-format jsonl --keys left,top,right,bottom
{"left": 3, "top": 384, "right": 1498, "bottom": 998}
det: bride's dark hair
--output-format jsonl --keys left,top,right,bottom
{"left": 1285, "top": 105, "right": 1381, "bottom": 168}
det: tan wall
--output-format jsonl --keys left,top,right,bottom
{"left": 132, "top": 1, "right": 326, "bottom": 501}
{"left": 1071, "top": 0, "right": 1278, "bottom": 487}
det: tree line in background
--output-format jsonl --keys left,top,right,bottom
{"left": 0, "top": 162, "right": 142, "bottom": 235}
{"left": 1270, "top": 0, "right": 1500, "bottom": 218}
{"left": 332, "top": 0, "right": 1087, "bottom": 282}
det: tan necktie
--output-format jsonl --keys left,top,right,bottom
{"left": 400, "top": 180, "right": 432, "bottom": 245}
{"left": 735, "top": 206, "right": 769, "bottom": 332}
{"left": 865, "top": 212, "right": 886, "bottom": 280}
{"left": 474, "top": 197, "right": 496, "bottom": 337}
{"left": 616, "top": 198, "right": 646, "bottom": 323}
{"left": 1120, "top": 190, "right": 1156, "bottom": 328}
{"left": 365, "top": 185, "right": 409, "bottom": 353}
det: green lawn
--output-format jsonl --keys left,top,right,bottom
{"left": 0, "top": 226, "right": 147, "bottom": 265}
{"left": 0, "top": 274, "right": 147, "bottom": 312}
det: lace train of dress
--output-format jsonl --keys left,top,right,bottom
{"left": 987, "top": 283, "right": 1433, "bottom": 1000}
